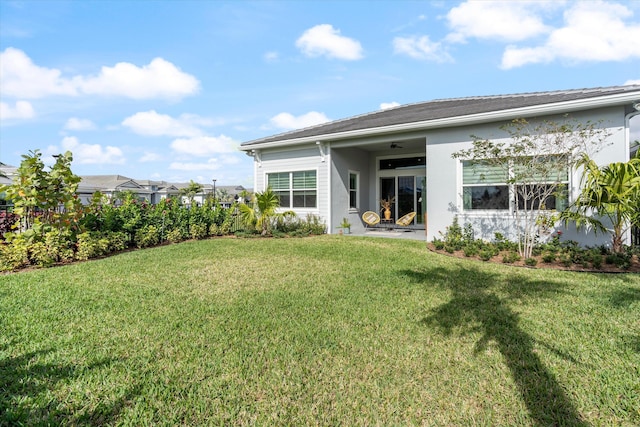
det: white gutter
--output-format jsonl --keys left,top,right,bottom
{"left": 240, "top": 91, "right": 640, "bottom": 151}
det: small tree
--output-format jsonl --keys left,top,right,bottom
{"left": 1, "top": 150, "right": 82, "bottom": 236}
{"left": 560, "top": 151, "right": 640, "bottom": 253}
{"left": 452, "top": 117, "right": 610, "bottom": 258}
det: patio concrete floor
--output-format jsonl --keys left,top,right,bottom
{"left": 341, "top": 228, "right": 427, "bottom": 241}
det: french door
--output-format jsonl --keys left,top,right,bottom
{"left": 379, "top": 175, "right": 426, "bottom": 225}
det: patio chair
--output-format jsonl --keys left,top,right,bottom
{"left": 395, "top": 212, "right": 416, "bottom": 227}
{"left": 362, "top": 211, "right": 380, "bottom": 229}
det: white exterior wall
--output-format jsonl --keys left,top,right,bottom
{"left": 426, "top": 107, "right": 629, "bottom": 247}
{"left": 254, "top": 145, "right": 330, "bottom": 229}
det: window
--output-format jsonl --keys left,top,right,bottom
{"left": 462, "top": 158, "right": 569, "bottom": 211}
{"left": 462, "top": 161, "right": 509, "bottom": 210}
{"left": 349, "top": 172, "right": 359, "bottom": 209}
{"left": 267, "top": 170, "right": 317, "bottom": 209}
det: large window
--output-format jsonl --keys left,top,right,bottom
{"left": 462, "top": 161, "right": 509, "bottom": 210}
{"left": 268, "top": 170, "right": 317, "bottom": 208}
{"left": 462, "top": 159, "right": 568, "bottom": 211}
{"left": 349, "top": 172, "right": 359, "bottom": 209}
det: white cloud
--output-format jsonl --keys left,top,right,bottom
{"left": 169, "top": 152, "right": 242, "bottom": 172}
{"left": 58, "top": 136, "right": 126, "bottom": 164}
{"left": 140, "top": 152, "right": 163, "bottom": 162}
{"left": 169, "top": 160, "right": 221, "bottom": 171}
{"left": 122, "top": 110, "right": 206, "bottom": 137}
{"left": 270, "top": 111, "right": 330, "bottom": 130}
{"left": 380, "top": 101, "right": 400, "bottom": 110}
{"left": 625, "top": 79, "right": 640, "bottom": 85}
{"left": 64, "top": 117, "right": 95, "bottom": 131}
{"left": 296, "top": 24, "right": 364, "bottom": 60}
{"left": 393, "top": 36, "right": 453, "bottom": 62}
{"left": 1, "top": 47, "right": 78, "bottom": 98}
{"left": 264, "top": 51, "right": 279, "bottom": 62}
{"left": 78, "top": 57, "right": 200, "bottom": 99}
{"left": 446, "top": 1, "right": 552, "bottom": 43}
{"left": 501, "top": 1, "right": 640, "bottom": 69}
{"left": 0, "top": 100, "right": 35, "bottom": 120}
{"left": 0, "top": 47, "right": 199, "bottom": 100}
{"left": 170, "top": 135, "right": 237, "bottom": 157}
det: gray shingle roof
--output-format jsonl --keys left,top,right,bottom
{"left": 241, "top": 85, "right": 640, "bottom": 147}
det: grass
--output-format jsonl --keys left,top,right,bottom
{"left": 1, "top": 235, "right": 639, "bottom": 426}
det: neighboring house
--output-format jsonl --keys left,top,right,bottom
{"left": 0, "top": 166, "right": 249, "bottom": 209}
{"left": 240, "top": 85, "right": 640, "bottom": 247}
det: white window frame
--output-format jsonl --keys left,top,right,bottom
{"left": 460, "top": 157, "right": 569, "bottom": 213}
{"left": 348, "top": 170, "right": 359, "bottom": 211}
{"left": 266, "top": 170, "right": 318, "bottom": 210}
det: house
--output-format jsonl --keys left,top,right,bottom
{"left": 240, "top": 85, "right": 640, "bottom": 246}
{"left": 0, "top": 166, "right": 249, "bottom": 209}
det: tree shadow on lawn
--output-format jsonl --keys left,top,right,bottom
{"left": 404, "top": 264, "right": 589, "bottom": 426}
{"left": 0, "top": 344, "right": 139, "bottom": 425}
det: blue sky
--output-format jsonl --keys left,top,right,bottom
{"left": 1, "top": 0, "right": 639, "bottom": 186}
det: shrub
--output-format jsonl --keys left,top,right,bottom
{"left": 106, "top": 231, "right": 129, "bottom": 252}
{"left": 28, "top": 241, "right": 54, "bottom": 267}
{"left": 134, "top": 225, "right": 160, "bottom": 248}
{"left": 166, "top": 228, "right": 184, "bottom": 243}
{"left": 189, "top": 222, "right": 208, "bottom": 240}
{"left": 479, "top": 249, "right": 494, "bottom": 261}
{"left": 590, "top": 253, "right": 603, "bottom": 269}
{"left": 0, "top": 211, "right": 19, "bottom": 239}
{"left": 463, "top": 244, "right": 479, "bottom": 257}
{"left": 502, "top": 251, "right": 521, "bottom": 264}
{"left": 542, "top": 252, "right": 556, "bottom": 263}
{"left": 559, "top": 254, "right": 573, "bottom": 267}
{"left": 440, "top": 216, "right": 464, "bottom": 251}
{"left": 524, "top": 257, "right": 538, "bottom": 267}
{"left": 76, "top": 232, "right": 110, "bottom": 260}
{"left": 432, "top": 238, "right": 445, "bottom": 250}
{"left": 44, "top": 229, "right": 76, "bottom": 263}
{"left": 0, "top": 240, "right": 29, "bottom": 271}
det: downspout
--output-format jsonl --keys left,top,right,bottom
{"left": 325, "top": 143, "right": 332, "bottom": 233}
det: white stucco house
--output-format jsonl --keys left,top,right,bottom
{"left": 240, "top": 85, "right": 640, "bottom": 246}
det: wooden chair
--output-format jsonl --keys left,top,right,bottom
{"left": 362, "top": 211, "right": 380, "bottom": 229}
{"left": 396, "top": 212, "right": 416, "bottom": 227}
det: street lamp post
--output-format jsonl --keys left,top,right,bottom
{"left": 212, "top": 179, "right": 217, "bottom": 203}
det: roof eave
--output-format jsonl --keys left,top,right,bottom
{"left": 240, "top": 91, "right": 639, "bottom": 151}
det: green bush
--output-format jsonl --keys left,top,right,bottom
{"left": 106, "top": 231, "right": 129, "bottom": 252}
{"left": 28, "top": 241, "right": 54, "bottom": 267}
{"left": 76, "top": 232, "right": 109, "bottom": 260}
{"left": 479, "top": 249, "right": 494, "bottom": 261}
{"left": 432, "top": 238, "right": 445, "bottom": 250}
{"left": 463, "top": 244, "right": 479, "bottom": 257}
{"left": 44, "top": 229, "right": 75, "bottom": 263}
{"left": 502, "top": 251, "right": 521, "bottom": 264}
{"left": 189, "top": 222, "right": 208, "bottom": 240}
{"left": 134, "top": 225, "right": 160, "bottom": 248}
{"left": 542, "top": 252, "right": 556, "bottom": 263}
{"left": 0, "top": 235, "right": 30, "bottom": 270}
{"left": 524, "top": 257, "right": 538, "bottom": 267}
{"left": 166, "top": 228, "right": 185, "bottom": 243}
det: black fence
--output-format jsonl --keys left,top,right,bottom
{"left": 632, "top": 226, "right": 640, "bottom": 247}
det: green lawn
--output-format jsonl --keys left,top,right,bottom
{"left": 1, "top": 236, "right": 639, "bottom": 426}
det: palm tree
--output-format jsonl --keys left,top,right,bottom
{"left": 239, "top": 187, "right": 293, "bottom": 235}
{"left": 561, "top": 152, "right": 640, "bottom": 253}
{"left": 181, "top": 180, "right": 203, "bottom": 207}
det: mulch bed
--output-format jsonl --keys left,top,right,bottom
{"left": 427, "top": 244, "right": 640, "bottom": 274}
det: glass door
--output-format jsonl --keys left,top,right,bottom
{"left": 380, "top": 177, "right": 395, "bottom": 219}
{"left": 397, "top": 176, "right": 414, "bottom": 219}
